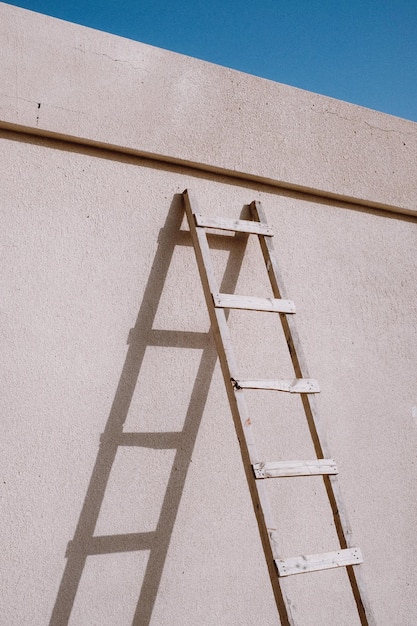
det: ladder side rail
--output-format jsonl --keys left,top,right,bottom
{"left": 183, "top": 190, "right": 295, "bottom": 626}
{"left": 184, "top": 192, "right": 261, "bottom": 465}
{"left": 250, "top": 200, "right": 376, "bottom": 626}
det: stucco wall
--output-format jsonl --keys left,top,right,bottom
{"left": 1, "top": 2, "right": 417, "bottom": 215}
{"left": 1, "top": 4, "right": 417, "bottom": 626}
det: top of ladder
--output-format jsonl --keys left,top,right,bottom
{"left": 194, "top": 213, "right": 274, "bottom": 236}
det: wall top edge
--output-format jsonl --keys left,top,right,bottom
{"left": 2, "top": 121, "right": 416, "bottom": 219}
{"left": 1, "top": 2, "right": 417, "bottom": 214}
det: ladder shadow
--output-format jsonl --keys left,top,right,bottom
{"left": 49, "top": 193, "right": 250, "bottom": 625}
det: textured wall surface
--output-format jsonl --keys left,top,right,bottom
{"left": 1, "top": 1, "right": 417, "bottom": 215}
{"left": 1, "top": 4, "right": 417, "bottom": 626}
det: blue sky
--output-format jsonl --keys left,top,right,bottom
{"left": 5, "top": 0, "right": 417, "bottom": 122}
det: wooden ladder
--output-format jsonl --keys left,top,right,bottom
{"left": 183, "top": 189, "right": 376, "bottom": 626}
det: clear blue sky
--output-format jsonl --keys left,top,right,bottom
{"left": 5, "top": 0, "right": 417, "bottom": 122}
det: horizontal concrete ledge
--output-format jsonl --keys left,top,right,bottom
{"left": 1, "top": 120, "right": 416, "bottom": 219}
{"left": 1, "top": 2, "right": 417, "bottom": 217}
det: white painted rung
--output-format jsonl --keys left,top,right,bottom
{"left": 194, "top": 213, "right": 273, "bottom": 236}
{"left": 234, "top": 378, "right": 320, "bottom": 393}
{"left": 276, "top": 547, "right": 363, "bottom": 577}
{"left": 253, "top": 459, "right": 338, "bottom": 478}
{"left": 213, "top": 293, "right": 295, "bottom": 314}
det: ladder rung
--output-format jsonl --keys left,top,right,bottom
{"left": 233, "top": 378, "right": 320, "bottom": 393}
{"left": 276, "top": 547, "right": 363, "bottom": 577}
{"left": 253, "top": 459, "right": 338, "bottom": 478}
{"left": 213, "top": 293, "right": 295, "bottom": 314}
{"left": 194, "top": 213, "right": 274, "bottom": 236}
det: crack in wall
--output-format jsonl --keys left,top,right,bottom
{"left": 310, "top": 106, "right": 417, "bottom": 137}
{"left": 1, "top": 95, "right": 82, "bottom": 118}
{"left": 70, "top": 45, "right": 147, "bottom": 72}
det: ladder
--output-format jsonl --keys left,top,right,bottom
{"left": 183, "top": 189, "right": 376, "bottom": 626}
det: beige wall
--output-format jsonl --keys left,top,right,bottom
{"left": 2, "top": 2, "right": 417, "bottom": 216}
{"left": 1, "top": 4, "right": 417, "bottom": 625}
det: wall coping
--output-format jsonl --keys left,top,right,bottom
{"left": 1, "top": 2, "right": 417, "bottom": 216}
